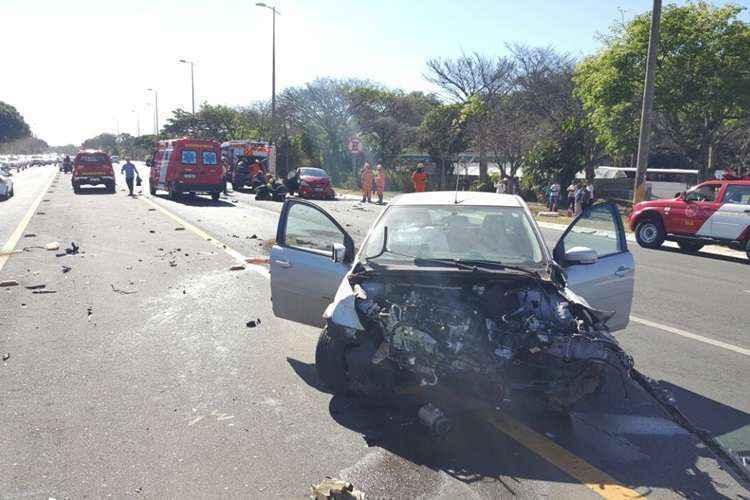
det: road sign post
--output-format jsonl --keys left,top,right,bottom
{"left": 348, "top": 137, "right": 363, "bottom": 177}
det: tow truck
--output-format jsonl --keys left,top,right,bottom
{"left": 629, "top": 176, "right": 750, "bottom": 261}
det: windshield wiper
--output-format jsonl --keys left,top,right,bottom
{"left": 413, "top": 258, "right": 541, "bottom": 277}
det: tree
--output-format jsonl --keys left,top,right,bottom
{"left": 425, "top": 52, "right": 515, "bottom": 181}
{"left": 349, "top": 86, "right": 439, "bottom": 168}
{"left": 417, "top": 104, "right": 468, "bottom": 189}
{"left": 0, "top": 101, "right": 31, "bottom": 143}
{"left": 575, "top": 2, "right": 750, "bottom": 179}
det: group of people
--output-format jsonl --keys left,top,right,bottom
{"left": 359, "top": 162, "right": 429, "bottom": 203}
{"left": 541, "top": 180, "right": 595, "bottom": 216}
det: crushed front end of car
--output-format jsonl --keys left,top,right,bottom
{"left": 318, "top": 265, "right": 634, "bottom": 422}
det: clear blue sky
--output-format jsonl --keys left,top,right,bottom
{"left": 2, "top": 0, "right": 748, "bottom": 145}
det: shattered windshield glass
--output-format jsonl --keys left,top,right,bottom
{"left": 363, "top": 205, "right": 545, "bottom": 266}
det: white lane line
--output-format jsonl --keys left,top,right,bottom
{"left": 0, "top": 169, "right": 56, "bottom": 273}
{"left": 630, "top": 315, "right": 750, "bottom": 357}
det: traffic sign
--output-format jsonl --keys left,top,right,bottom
{"left": 348, "top": 137, "right": 363, "bottom": 155}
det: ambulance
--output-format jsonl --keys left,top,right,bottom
{"left": 149, "top": 138, "right": 224, "bottom": 201}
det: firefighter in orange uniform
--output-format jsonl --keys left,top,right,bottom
{"left": 375, "top": 164, "right": 386, "bottom": 204}
{"left": 361, "top": 162, "right": 373, "bottom": 203}
{"left": 411, "top": 164, "right": 428, "bottom": 192}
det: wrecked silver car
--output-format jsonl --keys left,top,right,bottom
{"left": 270, "top": 192, "right": 636, "bottom": 417}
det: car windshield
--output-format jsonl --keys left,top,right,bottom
{"left": 299, "top": 168, "right": 327, "bottom": 178}
{"left": 362, "top": 205, "right": 545, "bottom": 266}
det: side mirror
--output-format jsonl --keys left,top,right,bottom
{"left": 674, "top": 192, "right": 683, "bottom": 199}
{"left": 564, "top": 246, "right": 598, "bottom": 265}
{"left": 332, "top": 242, "right": 347, "bottom": 263}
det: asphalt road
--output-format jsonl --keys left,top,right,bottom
{"left": 1, "top": 164, "right": 748, "bottom": 499}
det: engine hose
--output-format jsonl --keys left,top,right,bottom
{"left": 629, "top": 368, "right": 750, "bottom": 486}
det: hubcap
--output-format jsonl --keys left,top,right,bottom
{"left": 640, "top": 223, "right": 658, "bottom": 243}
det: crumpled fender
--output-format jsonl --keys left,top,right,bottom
{"left": 323, "top": 278, "right": 364, "bottom": 331}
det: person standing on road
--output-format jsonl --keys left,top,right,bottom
{"left": 549, "top": 181, "right": 561, "bottom": 212}
{"left": 566, "top": 182, "right": 576, "bottom": 216}
{"left": 495, "top": 177, "right": 506, "bottom": 194}
{"left": 586, "top": 181, "right": 595, "bottom": 206}
{"left": 361, "top": 162, "right": 373, "bottom": 203}
{"left": 375, "top": 164, "right": 386, "bottom": 204}
{"left": 412, "top": 164, "right": 427, "bottom": 193}
{"left": 121, "top": 158, "right": 140, "bottom": 197}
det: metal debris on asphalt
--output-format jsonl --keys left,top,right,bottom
{"left": 32, "top": 290, "right": 57, "bottom": 294}
{"left": 2, "top": 353, "right": 9, "bottom": 361}
{"left": 246, "top": 318, "right": 262, "bottom": 328}
{"left": 175, "top": 227, "right": 185, "bottom": 231}
{"left": 310, "top": 478, "right": 364, "bottom": 499}
{"left": 230, "top": 264, "right": 246, "bottom": 271}
{"left": 25, "top": 284, "right": 46, "bottom": 290}
{"left": 23, "top": 233, "right": 37, "bottom": 238}
{"left": 248, "top": 234, "right": 258, "bottom": 239}
{"left": 61, "top": 265, "right": 72, "bottom": 273}
{"left": 111, "top": 284, "right": 137, "bottom": 295}
{"left": 0, "top": 280, "right": 19, "bottom": 287}
{"left": 65, "top": 242, "right": 80, "bottom": 254}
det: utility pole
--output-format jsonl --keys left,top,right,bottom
{"left": 633, "top": 0, "right": 662, "bottom": 204}
{"left": 256, "top": 3, "right": 278, "bottom": 145}
{"left": 178, "top": 59, "right": 196, "bottom": 116}
{"left": 147, "top": 88, "right": 159, "bottom": 136}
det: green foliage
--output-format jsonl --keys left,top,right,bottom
{"left": 0, "top": 101, "right": 31, "bottom": 143}
{"left": 574, "top": 2, "right": 750, "bottom": 173}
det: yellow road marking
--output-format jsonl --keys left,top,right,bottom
{"left": 138, "top": 196, "right": 270, "bottom": 278}
{"left": 486, "top": 412, "right": 643, "bottom": 499}
{"left": 0, "top": 170, "right": 56, "bottom": 274}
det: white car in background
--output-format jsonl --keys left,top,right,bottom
{"left": 0, "top": 166, "right": 15, "bottom": 200}
{"left": 269, "top": 191, "right": 636, "bottom": 419}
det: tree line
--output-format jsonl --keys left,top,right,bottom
{"left": 72, "top": 2, "right": 749, "bottom": 193}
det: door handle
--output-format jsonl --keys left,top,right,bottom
{"left": 614, "top": 266, "right": 630, "bottom": 277}
{"left": 274, "top": 259, "right": 292, "bottom": 268}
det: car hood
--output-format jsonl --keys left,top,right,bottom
{"left": 301, "top": 175, "right": 330, "bottom": 184}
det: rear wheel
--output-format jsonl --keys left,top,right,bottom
{"left": 211, "top": 192, "right": 220, "bottom": 201}
{"left": 315, "top": 325, "right": 350, "bottom": 394}
{"left": 635, "top": 218, "right": 665, "bottom": 248}
{"left": 106, "top": 182, "right": 115, "bottom": 193}
{"left": 168, "top": 183, "right": 180, "bottom": 201}
{"left": 677, "top": 240, "right": 704, "bottom": 253}
{"left": 72, "top": 182, "right": 81, "bottom": 194}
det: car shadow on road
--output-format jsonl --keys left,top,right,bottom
{"left": 655, "top": 245, "right": 748, "bottom": 265}
{"left": 152, "top": 193, "right": 235, "bottom": 208}
{"left": 287, "top": 357, "right": 749, "bottom": 496}
{"left": 74, "top": 187, "right": 116, "bottom": 195}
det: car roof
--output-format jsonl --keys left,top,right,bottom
{"left": 389, "top": 191, "right": 524, "bottom": 207}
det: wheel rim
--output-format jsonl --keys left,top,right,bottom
{"left": 640, "top": 223, "right": 658, "bottom": 243}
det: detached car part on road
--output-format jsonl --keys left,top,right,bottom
{"left": 270, "top": 192, "right": 636, "bottom": 415}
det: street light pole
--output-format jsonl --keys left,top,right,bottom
{"left": 132, "top": 109, "right": 141, "bottom": 137}
{"left": 633, "top": 0, "right": 662, "bottom": 204}
{"left": 147, "top": 88, "right": 159, "bottom": 136}
{"left": 178, "top": 59, "right": 196, "bottom": 117}
{"left": 256, "top": 2, "right": 278, "bottom": 145}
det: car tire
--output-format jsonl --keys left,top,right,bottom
{"left": 635, "top": 218, "right": 665, "bottom": 248}
{"left": 72, "top": 182, "right": 80, "bottom": 194}
{"left": 677, "top": 241, "right": 703, "bottom": 253}
{"left": 315, "top": 324, "right": 350, "bottom": 394}
{"left": 211, "top": 192, "right": 220, "bottom": 201}
{"left": 168, "top": 183, "right": 180, "bottom": 201}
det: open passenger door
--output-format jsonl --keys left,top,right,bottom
{"left": 553, "top": 202, "right": 635, "bottom": 331}
{"left": 270, "top": 199, "right": 355, "bottom": 327}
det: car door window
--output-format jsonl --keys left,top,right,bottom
{"left": 561, "top": 203, "right": 625, "bottom": 259}
{"left": 723, "top": 185, "right": 750, "bottom": 205}
{"left": 685, "top": 184, "right": 719, "bottom": 202}
{"left": 284, "top": 203, "right": 345, "bottom": 255}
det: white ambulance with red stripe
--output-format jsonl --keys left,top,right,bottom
{"left": 629, "top": 178, "right": 750, "bottom": 260}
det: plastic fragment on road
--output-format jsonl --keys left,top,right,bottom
{"left": 0, "top": 280, "right": 19, "bottom": 287}
{"left": 61, "top": 265, "right": 72, "bottom": 273}
{"left": 2, "top": 353, "right": 9, "bottom": 361}
{"left": 174, "top": 227, "right": 185, "bottom": 231}
{"left": 24, "top": 233, "right": 37, "bottom": 238}
{"left": 25, "top": 284, "right": 46, "bottom": 290}
{"left": 32, "top": 290, "right": 57, "bottom": 294}
{"left": 246, "top": 318, "right": 262, "bottom": 328}
{"left": 65, "top": 242, "right": 79, "bottom": 255}
{"left": 310, "top": 478, "right": 364, "bottom": 499}
{"left": 45, "top": 242, "right": 60, "bottom": 250}
{"left": 230, "top": 264, "right": 245, "bottom": 271}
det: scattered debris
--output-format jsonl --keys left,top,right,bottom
{"left": 174, "top": 227, "right": 185, "bottom": 231}
{"left": 232, "top": 234, "right": 239, "bottom": 238}
{"left": 246, "top": 318, "right": 262, "bottom": 328}
{"left": 45, "top": 241, "right": 60, "bottom": 251}
{"left": 245, "top": 257, "right": 269, "bottom": 265}
{"left": 55, "top": 252, "right": 66, "bottom": 257}
{"left": 0, "top": 280, "right": 19, "bottom": 287}
{"left": 169, "top": 260, "right": 177, "bottom": 267}
{"left": 65, "top": 242, "right": 80, "bottom": 255}
{"left": 32, "top": 290, "right": 57, "bottom": 294}
{"left": 310, "top": 478, "right": 364, "bottom": 500}
{"left": 148, "top": 208, "right": 156, "bottom": 211}
{"left": 111, "top": 284, "right": 137, "bottom": 295}
{"left": 24, "top": 233, "right": 37, "bottom": 238}
{"left": 25, "top": 284, "right": 46, "bottom": 290}
{"left": 37, "top": 211, "right": 46, "bottom": 215}
{"left": 230, "top": 264, "right": 246, "bottom": 271}
{"left": 149, "top": 230, "right": 156, "bottom": 234}
{"left": 87, "top": 307, "right": 93, "bottom": 320}
{"left": 2, "top": 353, "right": 9, "bottom": 361}
{"left": 61, "top": 265, "right": 72, "bottom": 273}
{"left": 248, "top": 234, "right": 258, "bottom": 239}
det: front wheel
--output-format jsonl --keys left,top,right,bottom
{"left": 677, "top": 240, "right": 703, "bottom": 253}
{"left": 635, "top": 219, "right": 665, "bottom": 248}
{"left": 211, "top": 192, "right": 220, "bottom": 201}
{"left": 315, "top": 325, "right": 350, "bottom": 394}
{"left": 168, "top": 183, "right": 180, "bottom": 201}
